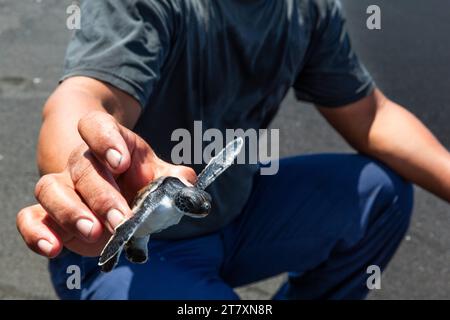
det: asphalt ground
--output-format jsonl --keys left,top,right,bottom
{"left": 0, "top": 0, "right": 449, "bottom": 299}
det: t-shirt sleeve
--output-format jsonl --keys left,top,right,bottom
{"left": 61, "top": 0, "right": 174, "bottom": 108}
{"left": 293, "top": 0, "right": 375, "bottom": 107}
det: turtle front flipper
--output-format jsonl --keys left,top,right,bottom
{"left": 98, "top": 218, "right": 138, "bottom": 272}
{"left": 99, "top": 251, "right": 120, "bottom": 273}
{"left": 125, "top": 235, "right": 150, "bottom": 264}
{"left": 98, "top": 187, "right": 164, "bottom": 272}
{"left": 195, "top": 137, "right": 243, "bottom": 190}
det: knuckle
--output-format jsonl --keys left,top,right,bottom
{"left": 16, "top": 207, "right": 30, "bottom": 230}
{"left": 70, "top": 154, "right": 95, "bottom": 186}
{"left": 78, "top": 111, "right": 105, "bottom": 130}
{"left": 67, "top": 144, "right": 88, "bottom": 167}
{"left": 56, "top": 206, "right": 81, "bottom": 229}
{"left": 16, "top": 208, "right": 36, "bottom": 244}
{"left": 34, "top": 174, "right": 58, "bottom": 201}
{"left": 90, "top": 191, "right": 116, "bottom": 214}
{"left": 78, "top": 111, "right": 117, "bottom": 140}
{"left": 42, "top": 201, "right": 81, "bottom": 232}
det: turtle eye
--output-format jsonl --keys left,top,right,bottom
{"left": 201, "top": 202, "right": 211, "bottom": 212}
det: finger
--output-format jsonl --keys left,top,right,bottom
{"left": 16, "top": 204, "right": 64, "bottom": 258}
{"left": 69, "top": 150, "right": 132, "bottom": 232}
{"left": 63, "top": 231, "right": 112, "bottom": 257}
{"left": 77, "top": 111, "right": 133, "bottom": 174}
{"left": 34, "top": 173, "right": 104, "bottom": 242}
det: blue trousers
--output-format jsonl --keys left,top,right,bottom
{"left": 49, "top": 154, "right": 414, "bottom": 299}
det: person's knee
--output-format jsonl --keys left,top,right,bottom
{"left": 359, "top": 159, "right": 414, "bottom": 220}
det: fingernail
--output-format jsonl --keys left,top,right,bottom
{"left": 106, "top": 149, "right": 122, "bottom": 169}
{"left": 76, "top": 219, "right": 94, "bottom": 239}
{"left": 37, "top": 239, "right": 53, "bottom": 256}
{"left": 107, "top": 209, "right": 124, "bottom": 229}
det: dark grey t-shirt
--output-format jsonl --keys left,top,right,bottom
{"left": 62, "top": 0, "right": 374, "bottom": 239}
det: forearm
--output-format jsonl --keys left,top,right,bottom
{"left": 37, "top": 77, "right": 141, "bottom": 175}
{"left": 361, "top": 101, "right": 450, "bottom": 202}
{"left": 38, "top": 86, "right": 104, "bottom": 175}
{"left": 319, "top": 89, "right": 450, "bottom": 202}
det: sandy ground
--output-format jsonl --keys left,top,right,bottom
{"left": 0, "top": 0, "right": 449, "bottom": 299}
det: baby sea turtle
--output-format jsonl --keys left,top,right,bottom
{"left": 98, "top": 137, "right": 244, "bottom": 272}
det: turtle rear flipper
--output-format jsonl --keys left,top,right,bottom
{"left": 125, "top": 235, "right": 149, "bottom": 264}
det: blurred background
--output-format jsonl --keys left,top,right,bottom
{"left": 0, "top": 0, "right": 449, "bottom": 299}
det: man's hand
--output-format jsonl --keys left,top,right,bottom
{"left": 17, "top": 111, "right": 196, "bottom": 258}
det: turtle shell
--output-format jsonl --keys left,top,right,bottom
{"left": 130, "top": 176, "right": 167, "bottom": 211}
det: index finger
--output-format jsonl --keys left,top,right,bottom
{"left": 77, "top": 111, "right": 133, "bottom": 174}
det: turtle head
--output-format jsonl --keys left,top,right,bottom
{"left": 174, "top": 187, "right": 212, "bottom": 218}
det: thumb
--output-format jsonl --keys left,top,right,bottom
{"left": 157, "top": 162, "right": 198, "bottom": 186}
{"left": 119, "top": 154, "right": 198, "bottom": 203}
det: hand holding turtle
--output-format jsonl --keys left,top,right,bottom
{"left": 17, "top": 111, "right": 196, "bottom": 258}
